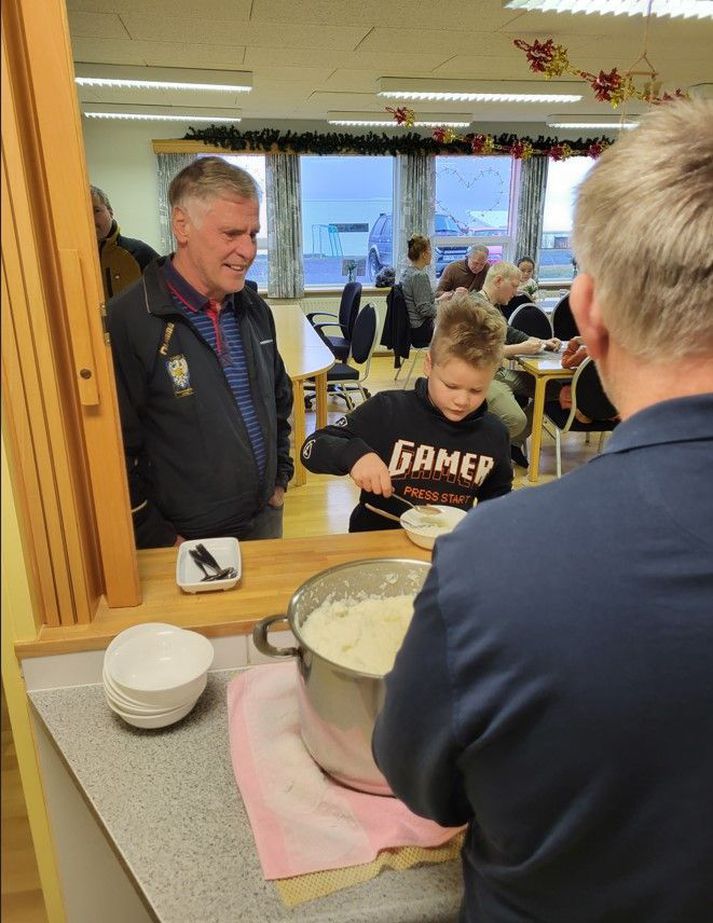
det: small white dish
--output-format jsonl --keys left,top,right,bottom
{"left": 400, "top": 504, "right": 469, "bottom": 551}
{"left": 106, "top": 695, "right": 198, "bottom": 729}
{"left": 176, "top": 538, "right": 241, "bottom": 593}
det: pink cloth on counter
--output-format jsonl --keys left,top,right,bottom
{"left": 227, "top": 661, "right": 462, "bottom": 880}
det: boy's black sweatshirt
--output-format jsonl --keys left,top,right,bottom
{"left": 301, "top": 377, "right": 512, "bottom": 531}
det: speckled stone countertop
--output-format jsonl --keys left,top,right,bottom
{"left": 29, "top": 670, "right": 462, "bottom": 922}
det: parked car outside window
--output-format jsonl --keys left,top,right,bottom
{"left": 366, "top": 213, "right": 469, "bottom": 280}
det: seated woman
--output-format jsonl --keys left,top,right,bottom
{"left": 400, "top": 235, "right": 441, "bottom": 347}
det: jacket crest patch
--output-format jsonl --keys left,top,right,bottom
{"left": 166, "top": 354, "right": 193, "bottom": 397}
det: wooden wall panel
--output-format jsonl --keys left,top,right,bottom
{"left": 2, "top": 0, "right": 141, "bottom": 621}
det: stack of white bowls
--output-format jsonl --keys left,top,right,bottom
{"left": 103, "top": 623, "right": 214, "bottom": 729}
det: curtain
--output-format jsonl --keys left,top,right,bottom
{"left": 156, "top": 152, "right": 195, "bottom": 255}
{"left": 514, "top": 156, "right": 549, "bottom": 267}
{"left": 266, "top": 153, "right": 303, "bottom": 299}
{"left": 397, "top": 153, "right": 436, "bottom": 283}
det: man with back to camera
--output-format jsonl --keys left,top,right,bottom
{"left": 90, "top": 185, "right": 159, "bottom": 301}
{"left": 373, "top": 99, "right": 713, "bottom": 922}
{"left": 436, "top": 244, "right": 490, "bottom": 295}
{"left": 106, "top": 157, "right": 293, "bottom": 548}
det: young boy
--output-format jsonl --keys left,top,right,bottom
{"left": 300, "top": 292, "right": 512, "bottom": 532}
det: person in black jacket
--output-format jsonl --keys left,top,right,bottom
{"left": 91, "top": 185, "right": 159, "bottom": 301}
{"left": 106, "top": 158, "right": 293, "bottom": 548}
{"left": 300, "top": 292, "right": 512, "bottom": 531}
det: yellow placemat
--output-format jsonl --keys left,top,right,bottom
{"left": 275, "top": 831, "right": 465, "bottom": 906}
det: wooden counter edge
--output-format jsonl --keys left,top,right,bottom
{"left": 14, "top": 532, "right": 431, "bottom": 657}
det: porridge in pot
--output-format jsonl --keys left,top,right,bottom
{"left": 301, "top": 594, "right": 415, "bottom": 675}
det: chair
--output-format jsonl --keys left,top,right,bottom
{"left": 306, "top": 303, "right": 380, "bottom": 411}
{"left": 542, "top": 357, "right": 619, "bottom": 478}
{"left": 306, "top": 282, "right": 362, "bottom": 362}
{"left": 551, "top": 294, "right": 579, "bottom": 340}
{"left": 381, "top": 284, "right": 428, "bottom": 389}
{"left": 502, "top": 292, "right": 533, "bottom": 320}
{"left": 509, "top": 303, "right": 553, "bottom": 339}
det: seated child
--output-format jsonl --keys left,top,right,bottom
{"left": 516, "top": 256, "right": 539, "bottom": 301}
{"left": 300, "top": 292, "right": 513, "bottom": 532}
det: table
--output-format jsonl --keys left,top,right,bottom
{"left": 515, "top": 353, "right": 573, "bottom": 483}
{"left": 270, "top": 304, "right": 334, "bottom": 486}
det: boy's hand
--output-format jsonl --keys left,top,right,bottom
{"left": 350, "top": 453, "right": 393, "bottom": 497}
{"left": 543, "top": 337, "right": 562, "bottom": 351}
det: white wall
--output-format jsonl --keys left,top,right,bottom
{"left": 82, "top": 118, "right": 183, "bottom": 252}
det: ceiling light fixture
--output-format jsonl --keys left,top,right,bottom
{"left": 82, "top": 103, "right": 241, "bottom": 122}
{"left": 75, "top": 64, "right": 252, "bottom": 93}
{"left": 377, "top": 77, "right": 582, "bottom": 102}
{"left": 327, "top": 111, "right": 472, "bottom": 127}
{"left": 546, "top": 113, "right": 639, "bottom": 128}
{"left": 504, "top": 0, "right": 713, "bottom": 17}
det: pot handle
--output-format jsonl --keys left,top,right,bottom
{"left": 252, "top": 614, "right": 300, "bottom": 659}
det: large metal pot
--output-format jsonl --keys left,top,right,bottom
{"left": 253, "top": 558, "right": 430, "bottom": 796}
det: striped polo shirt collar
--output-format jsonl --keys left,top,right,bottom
{"left": 162, "top": 258, "right": 236, "bottom": 315}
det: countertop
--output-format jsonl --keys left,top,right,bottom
{"left": 29, "top": 670, "right": 462, "bottom": 922}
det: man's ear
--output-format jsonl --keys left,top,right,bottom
{"left": 172, "top": 206, "right": 190, "bottom": 245}
{"left": 570, "top": 272, "right": 608, "bottom": 360}
{"left": 423, "top": 351, "right": 433, "bottom": 376}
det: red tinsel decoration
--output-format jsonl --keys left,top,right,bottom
{"left": 585, "top": 141, "right": 606, "bottom": 159}
{"left": 513, "top": 38, "right": 568, "bottom": 76}
{"left": 385, "top": 106, "right": 415, "bottom": 127}
{"left": 510, "top": 139, "right": 534, "bottom": 160}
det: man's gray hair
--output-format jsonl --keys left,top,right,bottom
{"left": 468, "top": 244, "right": 489, "bottom": 258}
{"left": 573, "top": 98, "right": 713, "bottom": 360}
{"left": 90, "top": 185, "right": 112, "bottom": 211}
{"left": 169, "top": 156, "right": 259, "bottom": 210}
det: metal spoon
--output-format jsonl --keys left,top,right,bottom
{"left": 391, "top": 492, "right": 441, "bottom": 516}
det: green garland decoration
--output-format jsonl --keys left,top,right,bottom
{"left": 184, "top": 125, "right": 613, "bottom": 158}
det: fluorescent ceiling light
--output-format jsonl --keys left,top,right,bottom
{"left": 503, "top": 0, "right": 713, "bottom": 18}
{"left": 82, "top": 103, "right": 241, "bottom": 123}
{"left": 75, "top": 63, "right": 252, "bottom": 92}
{"left": 546, "top": 113, "right": 639, "bottom": 129}
{"left": 377, "top": 77, "right": 581, "bottom": 103}
{"left": 327, "top": 111, "right": 472, "bottom": 127}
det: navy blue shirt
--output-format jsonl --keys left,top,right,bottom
{"left": 374, "top": 394, "right": 713, "bottom": 923}
{"left": 162, "top": 260, "right": 266, "bottom": 475}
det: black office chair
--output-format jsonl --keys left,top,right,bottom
{"left": 509, "top": 303, "right": 552, "bottom": 339}
{"left": 502, "top": 292, "right": 533, "bottom": 320}
{"left": 306, "top": 303, "right": 380, "bottom": 410}
{"left": 306, "top": 282, "right": 362, "bottom": 362}
{"left": 551, "top": 294, "right": 579, "bottom": 340}
{"left": 543, "top": 357, "right": 619, "bottom": 477}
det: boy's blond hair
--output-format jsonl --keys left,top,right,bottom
{"left": 430, "top": 292, "right": 506, "bottom": 369}
{"left": 573, "top": 99, "right": 713, "bottom": 360}
{"left": 484, "top": 261, "right": 521, "bottom": 286}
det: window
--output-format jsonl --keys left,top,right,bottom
{"left": 540, "top": 157, "right": 594, "bottom": 282}
{"left": 434, "top": 156, "right": 516, "bottom": 277}
{"left": 211, "top": 154, "right": 269, "bottom": 287}
{"left": 300, "top": 156, "right": 394, "bottom": 287}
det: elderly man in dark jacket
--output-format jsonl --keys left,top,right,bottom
{"left": 106, "top": 158, "right": 293, "bottom": 548}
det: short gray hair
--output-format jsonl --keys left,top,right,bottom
{"left": 90, "top": 185, "right": 112, "bottom": 211}
{"left": 573, "top": 98, "right": 713, "bottom": 360}
{"left": 468, "top": 244, "right": 489, "bottom": 258}
{"left": 169, "top": 156, "right": 259, "bottom": 210}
